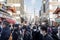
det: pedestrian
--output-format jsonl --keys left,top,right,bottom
{"left": 12, "top": 24, "right": 19, "bottom": 40}
{"left": 1, "top": 21, "right": 11, "bottom": 40}
{"left": 17, "top": 24, "right": 23, "bottom": 40}
{"left": 40, "top": 26, "right": 54, "bottom": 40}
{"left": 21, "top": 24, "right": 32, "bottom": 40}
{"left": 47, "top": 26, "right": 52, "bottom": 36}
{"left": 23, "top": 28, "right": 31, "bottom": 40}
{"left": 32, "top": 26, "right": 37, "bottom": 40}
{"left": 32, "top": 25, "right": 43, "bottom": 40}
{"left": 51, "top": 26, "right": 60, "bottom": 40}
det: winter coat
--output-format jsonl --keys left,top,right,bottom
{"left": 23, "top": 31, "right": 31, "bottom": 40}
{"left": 17, "top": 30, "right": 23, "bottom": 40}
{"left": 51, "top": 27, "right": 59, "bottom": 40}
{"left": 43, "top": 34, "right": 54, "bottom": 40}
{"left": 32, "top": 29, "right": 43, "bottom": 40}
{"left": 1, "top": 27, "right": 10, "bottom": 40}
{"left": 52, "top": 33, "right": 60, "bottom": 40}
{"left": 12, "top": 29, "right": 18, "bottom": 40}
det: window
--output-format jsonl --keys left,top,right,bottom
{"left": 16, "top": 11, "right": 20, "bottom": 14}
{"left": 12, "top": 4, "right": 20, "bottom": 7}
{"left": 16, "top": 7, "right": 20, "bottom": 11}
{"left": 52, "top": 5, "right": 57, "bottom": 10}
{"left": 52, "top": 0, "right": 58, "bottom": 2}
{"left": 49, "top": 12, "right": 54, "bottom": 18}
{"left": 49, "top": 5, "right": 52, "bottom": 10}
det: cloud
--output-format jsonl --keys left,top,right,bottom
{"left": 31, "top": 0, "right": 36, "bottom": 5}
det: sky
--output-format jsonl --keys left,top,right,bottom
{"left": 24, "top": 0, "right": 42, "bottom": 16}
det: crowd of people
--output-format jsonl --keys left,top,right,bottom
{"left": 0, "top": 20, "right": 60, "bottom": 40}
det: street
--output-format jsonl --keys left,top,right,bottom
{"left": 0, "top": 0, "right": 60, "bottom": 40}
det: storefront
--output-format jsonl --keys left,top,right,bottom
{"left": 0, "top": 9, "right": 16, "bottom": 24}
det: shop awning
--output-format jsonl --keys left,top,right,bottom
{"left": 6, "top": 18, "right": 16, "bottom": 24}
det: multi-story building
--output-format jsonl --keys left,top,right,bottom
{"left": 0, "top": 0, "right": 12, "bottom": 18}
{"left": 40, "top": 0, "right": 60, "bottom": 26}
{"left": 0, "top": 0, "right": 24, "bottom": 24}
{"left": 39, "top": 0, "right": 47, "bottom": 23}
{"left": 40, "top": 0, "right": 47, "bottom": 18}
{"left": 5, "top": 0, "right": 24, "bottom": 23}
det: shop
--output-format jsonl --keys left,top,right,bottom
{"left": 0, "top": 8, "right": 16, "bottom": 24}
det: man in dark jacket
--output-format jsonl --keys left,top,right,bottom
{"left": 1, "top": 21, "right": 10, "bottom": 40}
{"left": 40, "top": 26, "right": 54, "bottom": 40}
{"left": 12, "top": 24, "right": 19, "bottom": 40}
{"left": 51, "top": 26, "right": 60, "bottom": 40}
{"left": 23, "top": 28, "right": 31, "bottom": 40}
{"left": 32, "top": 26, "right": 43, "bottom": 40}
{"left": 21, "top": 24, "right": 32, "bottom": 40}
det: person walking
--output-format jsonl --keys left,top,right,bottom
{"left": 21, "top": 24, "right": 32, "bottom": 40}
{"left": 0, "top": 21, "right": 10, "bottom": 40}
{"left": 40, "top": 26, "right": 54, "bottom": 40}
{"left": 51, "top": 26, "right": 59, "bottom": 40}
{"left": 32, "top": 25, "right": 43, "bottom": 40}
{"left": 12, "top": 24, "right": 19, "bottom": 40}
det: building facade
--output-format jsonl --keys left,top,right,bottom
{"left": 40, "top": 0, "right": 60, "bottom": 26}
{"left": 40, "top": 0, "right": 47, "bottom": 18}
{"left": 39, "top": 0, "right": 47, "bottom": 23}
{"left": 6, "top": 0, "right": 24, "bottom": 23}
